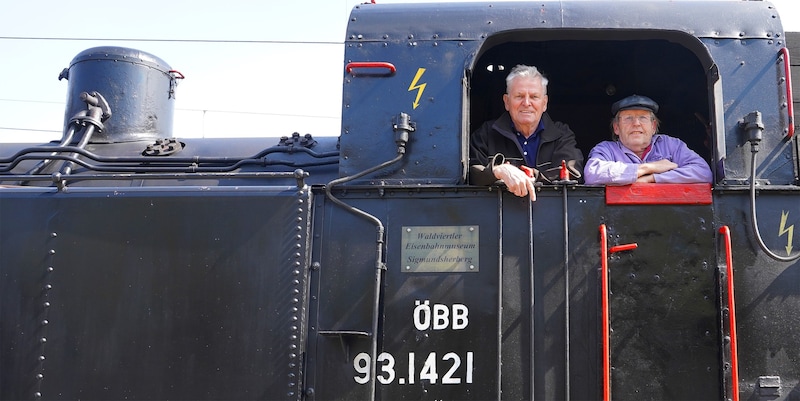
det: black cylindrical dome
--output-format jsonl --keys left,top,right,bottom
{"left": 61, "top": 46, "right": 178, "bottom": 143}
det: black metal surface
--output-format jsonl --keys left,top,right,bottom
{"left": 530, "top": 187, "right": 605, "bottom": 400}
{"left": 346, "top": 1, "right": 782, "bottom": 41}
{"left": 605, "top": 202, "right": 720, "bottom": 400}
{"left": 307, "top": 190, "right": 501, "bottom": 400}
{"left": 302, "top": 186, "right": 608, "bottom": 400}
{"left": 0, "top": 187, "right": 312, "bottom": 400}
{"left": 715, "top": 190, "right": 800, "bottom": 400}
{"left": 339, "top": 39, "right": 466, "bottom": 185}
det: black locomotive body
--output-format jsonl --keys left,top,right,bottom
{"left": 1, "top": 1, "right": 799, "bottom": 400}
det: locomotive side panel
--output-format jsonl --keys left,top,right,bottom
{"left": 340, "top": 41, "right": 469, "bottom": 185}
{"left": 0, "top": 192, "right": 58, "bottom": 399}
{"left": 305, "top": 187, "right": 611, "bottom": 400}
{"left": 705, "top": 36, "right": 794, "bottom": 185}
{"left": 382, "top": 193, "right": 501, "bottom": 399}
{"left": 304, "top": 193, "right": 385, "bottom": 400}
{"left": 0, "top": 189, "right": 312, "bottom": 400}
{"left": 528, "top": 188, "right": 606, "bottom": 400}
{"left": 307, "top": 191, "right": 502, "bottom": 399}
{"left": 715, "top": 192, "right": 800, "bottom": 399}
{"left": 605, "top": 200, "right": 720, "bottom": 399}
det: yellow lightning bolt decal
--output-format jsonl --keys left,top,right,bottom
{"left": 779, "top": 210, "right": 794, "bottom": 255}
{"left": 408, "top": 68, "right": 427, "bottom": 110}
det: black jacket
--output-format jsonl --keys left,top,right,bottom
{"left": 469, "top": 112, "right": 584, "bottom": 185}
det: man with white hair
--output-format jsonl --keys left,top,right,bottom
{"left": 469, "top": 64, "right": 584, "bottom": 201}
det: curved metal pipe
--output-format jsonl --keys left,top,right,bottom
{"left": 25, "top": 125, "right": 79, "bottom": 176}
{"left": 748, "top": 146, "right": 800, "bottom": 262}
{"left": 1, "top": 144, "right": 338, "bottom": 165}
{"left": 0, "top": 147, "right": 338, "bottom": 174}
{"left": 322, "top": 113, "right": 413, "bottom": 401}
{"left": 60, "top": 124, "right": 97, "bottom": 176}
{"left": 324, "top": 152, "right": 403, "bottom": 401}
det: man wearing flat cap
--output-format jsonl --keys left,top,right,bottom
{"left": 583, "top": 94, "right": 712, "bottom": 185}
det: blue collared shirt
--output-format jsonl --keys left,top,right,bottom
{"left": 514, "top": 120, "right": 544, "bottom": 168}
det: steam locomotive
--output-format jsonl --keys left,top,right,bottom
{"left": 1, "top": 1, "right": 799, "bottom": 400}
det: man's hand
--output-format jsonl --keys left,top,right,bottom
{"left": 635, "top": 174, "right": 656, "bottom": 183}
{"left": 636, "top": 159, "right": 678, "bottom": 182}
{"left": 494, "top": 163, "right": 537, "bottom": 201}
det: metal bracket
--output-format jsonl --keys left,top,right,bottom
{"left": 143, "top": 138, "right": 183, "bottom": 156}
{"left": 279, "top": 132, "right": 318, "bottom": 149}
{"left": 757, "top": 376, "right": 781, "bottom": 398}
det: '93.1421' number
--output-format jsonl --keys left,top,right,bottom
{"left": 353, "top": 351, "right": 474, "bottom": 385}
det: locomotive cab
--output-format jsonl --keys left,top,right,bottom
{"left": 333, "top": 2, "right": 798, "bottom": 400}
{"left": 340, "top": 1, "right": 795, "bottom": 189}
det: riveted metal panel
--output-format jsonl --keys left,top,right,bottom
{"left": 0, "top": 187, "right": 312, "bottom": 400}
{"left": 604, "top": 201, "right": 720, "bottom": 400}
{"left": 346, "top": 1, "right": 784, "bottom": 43}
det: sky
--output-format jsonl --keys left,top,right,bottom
{"left": 1, "top": 0, "right": 797, "bottom": 143}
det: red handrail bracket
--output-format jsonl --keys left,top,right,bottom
{"left": 609, "top": 243, "right": 638, "bottom": 253}
{"left": 168, "top": 70, "right": 185, "bottom": 80}
{"left": 345, "top": 61, "right": 397, "bottom": 76}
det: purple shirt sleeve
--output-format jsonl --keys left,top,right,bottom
{"left": 584, "top": 135, "right": 712, "bottom": 185}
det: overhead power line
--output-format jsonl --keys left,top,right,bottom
{"left": 0, "top": 127, "right": 60, "bottom": 133}
{"left": 0, "top": 36, "right": 342, "bottom": 46}
{"left": 0, "top": 99, "right": 337, "bottom": 120}
{"left": 0, "top": 98, "right": 62, "bottom": 105}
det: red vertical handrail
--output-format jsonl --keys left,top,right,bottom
{"left": 599, "top": 224, "right": 610, "bottom": 401}
{"left": 719, "top": 226, "right": 740, "bottom": 401}
{"left": 599, "top": 225, "right": 638, "bottom": 401}
{"left": 780, "top": 47, "right": 794, "bottom": 138}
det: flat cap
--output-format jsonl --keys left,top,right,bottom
{"left": 611, "top": 95, "right": 659, "bottom": 115}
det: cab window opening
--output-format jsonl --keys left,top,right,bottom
{"left": 468, "top": 32, "right": 715, "bottom": 182}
